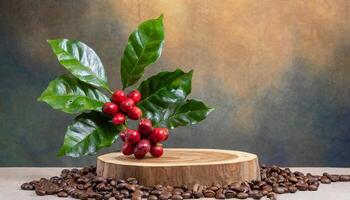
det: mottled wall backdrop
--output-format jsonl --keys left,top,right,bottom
{"left": 1, "top": 0, "right": 350, "bottom": 167}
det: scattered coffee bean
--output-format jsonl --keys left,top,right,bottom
{"left": 193, "top": 191, "right": 204, "bottom": 198}
{"left": 340, "top": 175, "right": 350, "bottom": 181}
{"left": 267, "top": 192, "right": 277, "bottom": 200}
{"left": 308, "top": 184, "right": 318, "bottom": 191}
{"left": 182, "top": 192, "right": 192, "bottom": 199}
{"left": 320, "top": 176, "right": 331, "bottom": 184}
{"left": 159, "top": 191, "right": 171, "bottom": 200}
{"left": 57, "top": 191, "right": 68, "bottom": 197}
{"left": 203, "top": 189, "right": 214, "bottom": 197}
{"left": 172, "top": 194, "right": 183, "bottom": 200}
{"left": 288, "top": 185, "right": 298, "bottom": 193}
{"left": 225, "top": 189, "right": 236, "bottom": 198}
{"left": 148, "top": 194, "right": 158, "bottom": 200}
{"left": 274, "top": 187, "right": 285, "bottom": 194}
{"left": 20, "top": 165, "right": 350, "bottom": 200}
{"left": 236, "top": 192, "right": 249, "bottom": 199}
{"left": 35, "top": 189, "right": 46, "bottom": 196}
{"left": 330, "top": 175, "right": 340, "bottom": 182}
{"left": 21, "top": 183, "right": 34, "bottom": 190}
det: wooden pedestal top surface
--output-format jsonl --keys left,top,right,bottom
{"left": 97, "top": 148, "right": 260, "bottom": 186}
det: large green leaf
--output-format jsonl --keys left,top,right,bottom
{"left": 38, "top": 75, "right": 109, "bottom": 114}
{"left": 47, "top": 39, "right": 110, "bottom": 91}
{"left": 158, "top": 99, "right": 214, "bottom": 129}
{"left": 138, "top": 69, "right": 193, "bottom": 124}
{"left": 121, "top": 15, "right": 164, "bottom": 88}
{"left": 58, "top": 112, "right": 120, "bottom": 157}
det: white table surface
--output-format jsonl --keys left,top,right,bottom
{"left": 1, "top": 167, "right": 349, "bottom": 199}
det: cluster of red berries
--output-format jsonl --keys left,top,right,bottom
{"left": 102, "top": 90, "right": 142, "bottom": 124}
{"left": 121, "top": 119, "right": 169, "bottom": 159}
{"left": 103, "top": 89, "right": 169, "bottom": 159}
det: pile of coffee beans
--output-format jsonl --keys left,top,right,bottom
{"left": 21, "top": 165, "right": 350, "bottom": 199}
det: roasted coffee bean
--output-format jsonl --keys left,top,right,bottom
{"left": 203, "top": 189, "right": 215, "bottom": 198}
{"left": 214, "top": 188, "right": 225, "bottom": 199}
{"left": 295, "top": 182, "right": 308, "bottom": 191}
{"left": 76, "top": 184, "right": 84, "bottom": 190}
{"left": 148, "top": 194, "right": 158, "bottom": 200}
{"left": 159, "top": 191, "right": 171, "bottom": 200}
{"left": 262, "top": 185, "right": 273, "bottom": 193}
{"left": 288, "top": 185, "right": 298, "bottom": 193}
{"left": 116, "top": 182, "right": 128, "bottom": 190}
{"left": 236, "top": 192, "right": 249, "bottom": 199}
{"left": 171, "top": 194, "right": 183, "bottom": 200}
{"left": 274, "top": 186, "right": 285, "bottom": 194}
{"left": 192, "top": 191, "right": 204, "bottom": 198}
{"left": 294, "top": 171, "right": 304, "bottom": 177}
{"left": 131, "top": 193, "right": 142, "bottom": 200}
{"left": 250, "top": 191, "right": 263, "bottom": 199}
{"left": 224, "top": 189, "right": 236, "bottom": 198}
{"left": 182, "top": 192, "right": 192, "bottom": 199}
{"left": 127, "top": 177, "right": 138, "bottom": 184}
{"left": 151, "top": 190, "right": 162, "bottom": 196}
{"left": 210, "top": 185, "right": 219, "bottom": 191}
{"left": 267, "top": 192, "right": 277, "bottom": 200}
{"left": 143, "top": 191, "right": 150, "bottom": 198}
{"left": 288, "top": 176, "right": 298, "bottom": 183}
{"left": 330, "top": 175, "right": 340, "bottom": 182}
{"left": 57, "top": 191, "right": 68, "bottom": 197}
{"left": 126, "top": 184, "right": 136, "bottom": 191}
{"left": 79, "top": 192, "right": 89, "bottom": 200}
{"left": 35, "top": 189, "right": 46, "bottom": 196}
{"left": 115, "top": 194, "right": 124, "bottom": 200}
{"left": 320, "top": 176, "right": 331, "bottom": 184}
{"left": 94, "top": 176, "right": 106, "bottom": 183}
{"left": 104, "top": 193, "right": 113, "bottom": 199}
{"left": 109, "top": 180, "right": 116, "bottom": 186}
{"left": 340, "top": 175, "right": 350, "bottom": 181}
{"left": 215, "top": 192, "right": 225, "bottom": 199}
{"left": 21, "top": 183, "right": 34, "bottom": 190}
{"left": 91, "top": 192, "right": 103, "bottom": 199}
{"left": 308, "top": 184, "right": 318, "bottom": 191}
{"left": 120, "top": 189, "right": 130, "bottom": 198}
{"left": 108, "top": 197, "right": 116, "bottom": 200}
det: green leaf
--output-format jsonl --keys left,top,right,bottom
{"left": 158, "top": 99, "right": 214, "bottom": 129}
{"left": 121, "top": 15, "right": 164, "bottom": 88}
{"left": 38, "top": 75, "right": 110, "bottom": 114}
{"left": 58, "top": 112, "right": 120, "bottom": 157}
{"left": 47, "top": 39, "right": 110, "bottom": 91}
{"left": 138, "top": 69, "right": 193, "bottom": 124}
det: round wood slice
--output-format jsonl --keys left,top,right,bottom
{"left": 97, "top": 148, "right": 260, "bottom": 186}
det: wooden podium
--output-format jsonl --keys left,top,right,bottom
{"left": 97, "top": 148, "right": 260, "bottom": 186}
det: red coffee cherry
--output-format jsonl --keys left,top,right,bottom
{"left": 162, "top": 128, "right": 169, "bottom": 141}
{"left": 128, "top": 90, "right": 142, "bottom": 103}
{"left": 150, "top": 143, "right": 164, "bottom": 158}
{"left": 119, "top": 129, "right": 127, "bottom": 142}
{"left": 111, "top": 90, "right": 126, "bottom": 104}
{"left": 112, "top": 113, "right": 126, "bottom": 125}
{"left": 134, "top": 139, "right": 151, "bottom": 155}
{"left": 128, "top": 106, "right": 142, "bottom": 120}
{"left": 134, "top": 150, "right": 147, "bottom": 159}
{"left": 121, "top": 142, "right": 134, "bottom": 155}
{"left": 138, "top": 119, "right": 153, "bottom": 138}
{"left": 120, "top": 98, "right": 135, "bottom": 113}
{"left": 149, "top": 128, "right": 166, "bottom": 144}
{"left": 102, "top": 102, "right": 119, "bottom": 116}
{"left": 125, "top": 129, "right": 141, "bottom": 144}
